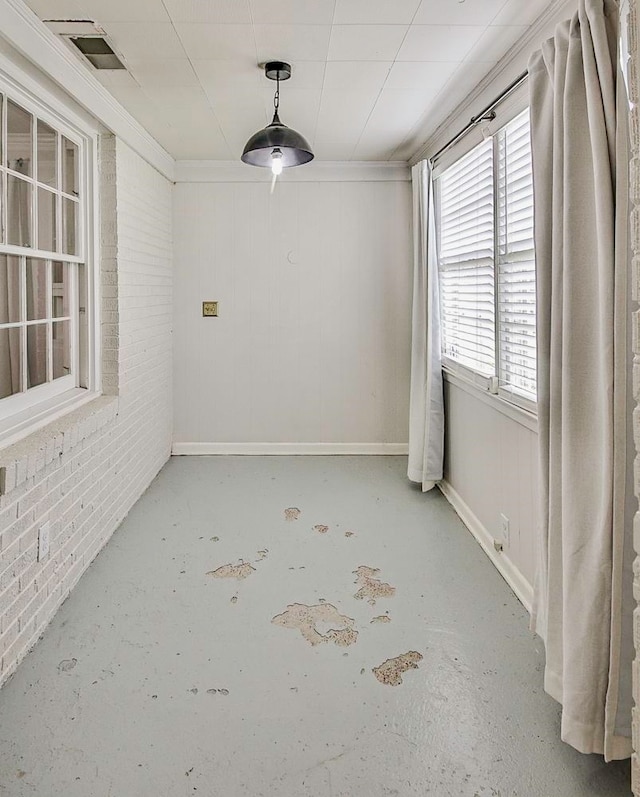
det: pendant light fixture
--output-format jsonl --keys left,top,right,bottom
{"left": 241, "top": 61, "right": 314, "bottom": 174}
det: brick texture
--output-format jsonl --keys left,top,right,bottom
{"left": 631, "top": 0, "right": 640, "bottom": 790}
{"left": 0, "top": 134, "right": 172, "bottom": 685}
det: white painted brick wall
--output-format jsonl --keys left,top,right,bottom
{"left": 0, "top": 134, "right": 173, "bottom": 685}
{"left": 632, "top": 0, "right": 640, "bottom": 788}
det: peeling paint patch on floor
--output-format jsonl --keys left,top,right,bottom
{"left": 58, "top": 658, "right": 78, "bottom": 673}
{"left": 313, "top": 524, "right": 329, "bottom": 534}
{"left": 255, "top": 549, "right": 269, "bottom": 561}
{"left": 272, "top": 603, "right": 358, "bottom": 647}
{"left": 207, "top": 562, "right": 256, "bottom": 580}
{"left": 371, "top": 615, "right": 391, "bottom": 624}
{"left": 344, "top": 531, "right": 355, "bottom": 538}
{"left": 353, "top": 566, "right": 396, "bottom": 605}
{"left": 373, "top": 652, "right": 423, "bottom": 686}
{"left": 284, "top": 507, "right": 301, "bottom": 521}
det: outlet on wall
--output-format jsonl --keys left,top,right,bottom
{"left": 38, "top": 521, "right": 51, "bottom": 561}
{"left": 500, "top": 513, "right": 510, "bottom": 548}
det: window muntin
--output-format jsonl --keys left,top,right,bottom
{"left": 0, "top": 89, "right": 86, "bottom": 422}
{"left": 436, "top": 108, "right": 537, "bottom": 406}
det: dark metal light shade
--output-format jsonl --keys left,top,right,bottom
{"left": 241, "top": 112, "right": 314, "bottom": 169}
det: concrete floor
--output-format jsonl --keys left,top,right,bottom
{"left": 0, "top": 456, "right": 632, "bottom": 797}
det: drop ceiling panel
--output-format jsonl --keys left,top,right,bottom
{"left": 253, "top": 24, "right": 332, "bottom": 63}
{"left": 162, "top": 0, "right": 252, "bottom": 24}
{"left": 193, "top": 59, "right": 262, "bottom": 96}
{"left": 312, "top": 142, "right": 356, "bottom": 160}
{"left": 174, "top": 24, "right": 257, "bottom": 60}
{"left": 413, "top": 0, "right": 510, "bottom": 26}
{"left": 206, "top": 90, "right": 270, "bottom": 148}
{"left": 365, "top": 90, "right": 435, "bottom": 139}
{"left": 142, "top": 85, "right": 213, "bottom": 114}
{"left": 397, "top": 25, "right": 486, "bottom": 62}
{"left": 153, "top": 122, "right": 232, "bottom": 160}
{"left": 128, "top": 59, "right": 200, "bottom": 88}
{"left": 24, "top": 0, "right": 93, "bottom": 19}
{"left": 328, "top": 25, "right": 409, "bottom": 61}
{"left": 333, "top": 0, "right": 422, "bottom": 25}
{"left": 464, "top": 25, "right": 529, "bottom": 63}
{"left": 322, "top": 61, "right": 392, "bottom": 95}
{"left": 492, "top": 0, "right": 557, "bottom": 26}
{"left": 22, "top": 0, "right": 560, "bottom": 162}
{"left": 74, "top": 0, "right": 171, "bottom": 23}
{"left": 101, "top": 22, "right": 187, "bottom": 59}
{"left": 315, "top": 91, "right": 377, "bottom": 143}
{"left": 385, "top": 60, "right": 460, "bottom": 91}
{"left": 249, "top": 0, "right": 335, "bottom": 25}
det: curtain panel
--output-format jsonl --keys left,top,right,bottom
{"left": 529, "top": 0, "right": 633, "bottom": 760}
{"left": 407, "top": 160, "right": 444, "bottom": 491}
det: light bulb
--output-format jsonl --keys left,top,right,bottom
{"left": 271, "top": 149, "right": 283, "bottom": 176}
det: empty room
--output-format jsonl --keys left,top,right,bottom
{"left": 0, "top": 0, "right": 638, "bottom": 795}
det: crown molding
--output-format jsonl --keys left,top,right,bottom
{"left": 174, "top": 160, "right": 411, "bottom": 183}
{"left": 0, "top": 0, "right": 174, "bottom": 180}
{"left": 408, "top": 0, "right": 578, "bottom": 165}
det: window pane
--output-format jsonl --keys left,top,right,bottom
{"left": 438, "top": 138, "right": 495, "bottom": 376}
{"left": 62, "top": 197, "right": 77, "bottom": 255}
{"left": 7, "top": 175, "right": 32, "bottom": 247}
{"left": 52, "top": 320, "right": 71, "bottom": 379}
{"left": 37, "top": 119, "right": 57, "bottom": 187}
{"left": 0, "top": 254, "right": 20, "bottom": 324}
{"left": 37, "top": 187, "right": 57, "bottom": 252}
{"left": 0, "top": 327, "right": 21, "bottom": 398}
{"left": 52, "top": 261, "right": 70, "bottom": 318}
{"left": 27, "top": 322, "right": 47, "bottom": 387}
{"left": 7, "top": 101, "right": 32, "bottom": 177}
{"left": 497, "top": 109, "right": 537, "bottom": 399}
{"left": 62, "top": 136, "right": 78, "bottom": 196}
{"left": 26, "top": 258, "right": 47, "bottom": 321}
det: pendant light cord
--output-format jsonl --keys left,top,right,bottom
{"left": 274, "top": 75, "right": 280, "bottom": 113}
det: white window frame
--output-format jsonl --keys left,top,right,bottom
{"left": 432, "top": 86, "right": 536, "bottom": 417}
{"left": 0, "top": 67, "right": 100, "bottom": 448}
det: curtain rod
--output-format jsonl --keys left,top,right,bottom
{"left": 429, "top": 70, "right": 529, "bottom": 164}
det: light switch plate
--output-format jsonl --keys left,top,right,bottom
{"left": 202, "top": 301, "right": 219, "bottom": 317}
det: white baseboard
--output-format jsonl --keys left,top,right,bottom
{"left": 438, "top": 479, "right": 533, "bottom": 613}
{"left": 171, "top": 442, "right": 409, "bottom": 456}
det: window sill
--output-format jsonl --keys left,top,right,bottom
{"left": 0, "top": 393, "right": 118, "bottom": 496}
{"left": 442, "top": 367, "right": 538, "bottom": 433}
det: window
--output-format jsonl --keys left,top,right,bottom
{"left": 0, "top": 81, "right": 94, "bottom": 440}
{"left": 436, "top": 108, "right": 536, "bottom": 408}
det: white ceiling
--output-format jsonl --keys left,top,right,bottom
{"left": 21, "top": 0, "right": 554, "bottom": 162}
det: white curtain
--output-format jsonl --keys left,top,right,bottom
{"left": 407, "top": 160, "right": 444, "bottom": 491}
{"left": 529, "top": 0, "right": 633, "bottom": 760}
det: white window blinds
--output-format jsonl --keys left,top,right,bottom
{"left": 436, "top": 107, "right": 537, "bottom": 406}
{"left": 497, "top": 109, "right": 536, "bottom": 399}
{"left": 438, "top": 138, "right": 495, "bottom": 377}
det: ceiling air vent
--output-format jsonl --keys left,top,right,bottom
{"left": 69, "top": 36, "right": 125, "bottom": 70}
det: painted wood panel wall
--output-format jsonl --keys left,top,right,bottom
{"left": 172, "top": 178, "right": 412, "bottom": 450}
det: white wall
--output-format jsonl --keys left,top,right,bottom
{"left": 172, "top": 171, "right": 412, "bottom": 452}
{"left": 0, "top": 136, "right": 173, "bottom": 684}
{"left": 441, "top": 377, "right": 538, "bottom": 608}
{"left": 415, "top": 4, "right": 581, "bottom": 608}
